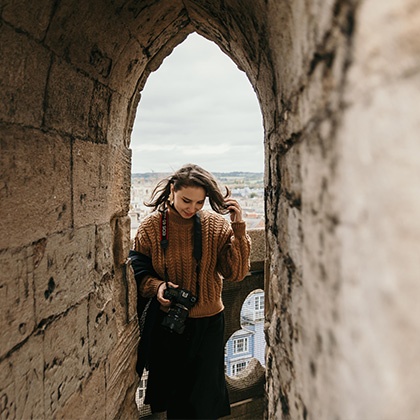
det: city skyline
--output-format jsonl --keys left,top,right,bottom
{"left": 129, "top": 172, "right": 265, "bottom": 238}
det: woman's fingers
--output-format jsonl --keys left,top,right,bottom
{"left": 157, "top": 281, "right": 179, "bottom": 306}
{"left": 224, "top": 200, "right": 243, "bottom": 222}
{"left": 157, "top": 282, "right": 171, "bottom": 306}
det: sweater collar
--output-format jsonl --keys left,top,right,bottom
{"left": 167, "top": 204, "right": 196, "bottom": 226}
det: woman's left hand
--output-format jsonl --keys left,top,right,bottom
{"left": 224, "top": 199, "right": 243, "bottom": 223}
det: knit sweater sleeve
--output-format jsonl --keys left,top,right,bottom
{"left": 216, "top": 219, "right": 251, "bottom": 282}
{"left": 134, "top": 215, "right": 164, "bottom": 298}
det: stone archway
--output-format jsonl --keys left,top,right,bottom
{"left": 2, "top": 1, "right": 420, "bottom": 419}
{"left": 0, "top": 1, "right": 358, "bottom": 418}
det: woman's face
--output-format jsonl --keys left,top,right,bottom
{"left": 172, "top": 186, "right": 206, "bottom": 219}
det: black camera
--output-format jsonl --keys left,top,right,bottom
{"left": 161, "top": 286, "right": 197, "bottom": 334}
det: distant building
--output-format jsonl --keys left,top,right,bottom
{"left": 225, "top": 290, "right": 265, "bottom": 376}
{"left": 137, "top": 290, "right": 266, "bottom": 410}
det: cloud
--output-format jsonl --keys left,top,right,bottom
{"left": 131, "top": 32, "right": 264, "bottom": 173}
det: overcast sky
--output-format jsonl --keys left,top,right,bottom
{"left": 131, "top": 32, "right": 264, "bottom": 174}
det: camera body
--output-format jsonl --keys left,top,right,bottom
{"left": 161, "top": 286, "right": 197, "bottom": 334}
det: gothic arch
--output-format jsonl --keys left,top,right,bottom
{"left": 2, "top": 0, "right": 346, "bottom": 417}
{"left": 4, "top": 1, "right": 415, "bottom": 419}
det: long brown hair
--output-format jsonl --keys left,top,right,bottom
{"left": 145, "top": 163, "right": 230, "bottom": 214}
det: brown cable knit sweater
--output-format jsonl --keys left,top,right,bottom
{"left": 134, "top": 206, "right": 251, "bottom": 318}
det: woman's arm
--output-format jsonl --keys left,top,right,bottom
{"left": 217, "top": 220, "right": 251, "bottom": 282}
{"left": 129, "top": 247, "right": 164, "bottom": 298}
{"left": 133, "top": 220, "right": 166, "bottom": 298}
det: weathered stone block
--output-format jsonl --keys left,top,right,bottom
{"left": 54, "top": 362, "right": 106, "bottom": 419}
{"left": 2, "top": 0, "right": 55, "bottom": 41}
{"left": 111, "top": 216, "right": 135, "bottom": 327}
{"left": 44, "top": 58, "right": 94, "bottom": 137}
{"left": 13, "top": 333, "right": 44, "bottom": 419}
{"left": 33, "top": 226, "right": 96, "bottom": 323}
{"left": 88, "top": 276, "right": 117, "bottom": 367}
{"left": 108, "top": 36, "right": 148, "bottom": 98}
{"left": 0, "top": 381, "right": 15, "bottom": 420}
{"left": 43, "top": 301, "right": 89, "bottom": 418}
{"left": 89, "top": 83, "right": 111, "bottom": 144}
{"left": 0, "top": 126, "right": 72, "bottom": 250}
{"left": 126, "top": 255, "right": 139, "bottom": 323}
{"left": 0, "top": 333, "right": 44, "bottom": 419}
{"left": 72, "top": 140, "right": 131, "bottom": 228}
{"left": 130, "top": 0, "right": 187, "bottom": 60}
{"left": 72, "top": 140, "right": 112, "bottom": 227}
{"left": 95, "top": 222, "right": 113, "bottom": 277}
{"left": 48, "top": 1, "right": 136, "bottom": 80}
{"left": 108, "top": 91, "right": 130, "bottom": 147}
{"left": 109, "top": 146, "right": 132, "bottom": 218}
{"left": 105, "top": 319, "right": 139, "bottom": 420}
{"left": 0, "top": 25, "right": 50, "bottom": 126}
{"left": 0, "top": 245, "right": 35, "bottom": 358}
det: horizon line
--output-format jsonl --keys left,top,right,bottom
{"left": 132, "top": 171, "right": 264, "bottom": 175}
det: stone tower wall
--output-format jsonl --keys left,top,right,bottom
{"left": 1, "top": 1, "right": 419, "bottom": 419}
{"left": 264, "top": 1, "right": 420, "bottom": 419}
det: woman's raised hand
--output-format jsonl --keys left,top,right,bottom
{"left": 224, "top": 199, "right": 243, "bottom": 223}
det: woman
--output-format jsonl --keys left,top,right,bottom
{"left": 133, "top": 163, "right": 251, "bottom": 419}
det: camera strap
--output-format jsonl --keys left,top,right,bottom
{"left": 160, "top": 208, "right": 202, "bottom": 297}
{"left": 160, "top": 209, "right": 170, "bottom": 284}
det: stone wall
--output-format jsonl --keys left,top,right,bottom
{"left": 264, "top": 0, "right": 420, "bottom": 419}
{"left": 1, "top": 1, "right": 419, "bottom": 419}
{"left": 332, "top": 1, "right": 420, "bottom": 417}
{"left": 0, "top": 0, "right": 144, "bottom": 417}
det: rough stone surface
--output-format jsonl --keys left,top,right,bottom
{"left": 0, "top": 244, "right": 35, "bottom": 359}
{"left": 33, "top": 226, "right": 96, "bottom": 322}
{"left": 0, "top": 25, "right": 50, "bottom": 127}
{"left": 43, "top": 301, "right": 89, "bottom": 418}
{"left": 1, "top": 0, "right": 419, "bottom": 419}
{"left": 0, "top": 126, "right": 72, "bottom": 249}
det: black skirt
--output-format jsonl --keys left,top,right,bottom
{"left": 144, "top": 310, "right": 230, "bottom": 419}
